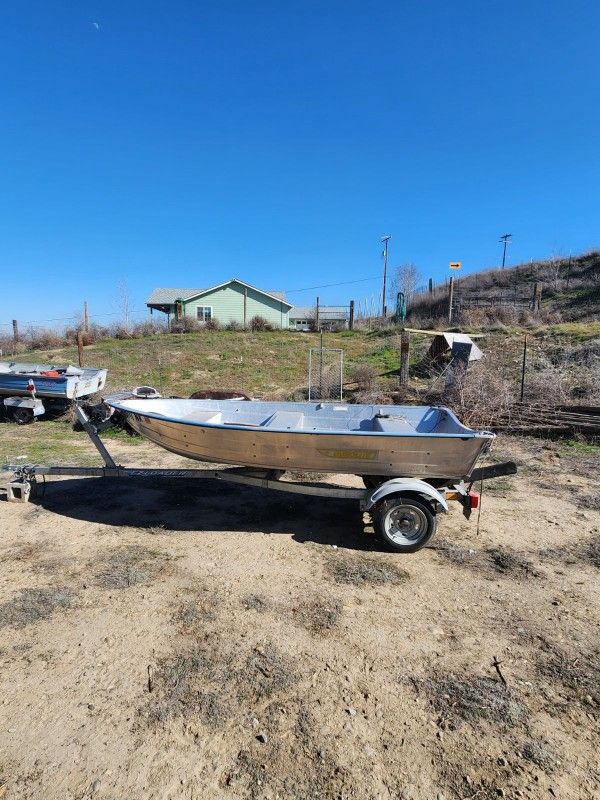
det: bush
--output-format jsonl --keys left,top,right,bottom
{"left": 25, "top": 327, "right": 66, "bottom": 350}
{"left": 250, "top": 315, "right": 273, "bottom": 332}
{"left": 170, "top": 317, "right": 201, "bottom": 333}
{"left": 225, "top": 319, "right": 242, "bottom": 331}
{"left": 0, "top": 334, "right": 28, "bottom": 356}
{"left": 350, "top": 363, "right": 379, "bottom": 392}
{"left": 448, "top": 361, "right": 516, "bottom": 428}
{"left": 131, "top": 320, "right": 167, "bottom": 337}
{"left": 205, "top": 317, "right": 221, "bottom": 331}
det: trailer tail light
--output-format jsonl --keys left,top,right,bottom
{"left": 468, "top": 491, "right": 479, "bottom": 509}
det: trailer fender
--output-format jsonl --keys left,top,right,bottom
{"left": 363, "top": 479, "right": 449, "bottom": 513}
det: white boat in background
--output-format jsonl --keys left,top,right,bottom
{"left": 0, "top": 361, "right": 107, "bottom": 400}
{"left": 105, "top": 395, "right": 494, "bottom": 481}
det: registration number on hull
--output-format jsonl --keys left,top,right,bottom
{"left": 317, "top": 448, "right": 378, "bottom": 461}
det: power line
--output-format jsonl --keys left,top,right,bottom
{"left": 284, "top": 275, "right": 380, "bottom": 293}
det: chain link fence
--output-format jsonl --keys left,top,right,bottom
{"left": 308, "top": 348, "right": 344, "bottom": 401}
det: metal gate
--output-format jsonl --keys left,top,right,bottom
{"left": 308, "top": 347, "right": 344, "bottom": 401}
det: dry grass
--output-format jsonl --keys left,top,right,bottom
{"left": 0, "top": 587, "right": 76, "bottom": 629}
{"left": 145, "top": 640, "right": 295, "bottom": 727}
{"left": 94, "top": 544, "right": 171, "bottom": 589}
{"left": 292, "top": 597, "right": 343, "bottom": 634}
{"left": 487, "top": 547, "right": 540, "bottom": 577}
{"left": 520, "top": 739, "right": 560, "bottom": 773}
{"left": 242, "top": 594, "right": 271, "bottom": 613}
{"left": 324, "top": 553, "right": 409, "bottom": 587}
{"left": 432, "top": 540, "right": 542, "bottom": 579}
{"left": 537, "top": 646, "right": 600, "bottom": 703}
{"left": 415, "top": 672, "right": 529, "bottom": 728}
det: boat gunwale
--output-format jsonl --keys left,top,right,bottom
{"left": 107, "top": 400, "right": 494, "bottom": 440}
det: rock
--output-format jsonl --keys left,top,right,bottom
{"left": 251, "top": 717, "right": 259, "bottom": 728}
{"left": 497, "top": 790, "right": 505, "bottom": 798}
{"left": 437, "top": 793, "right": 446, "bottom": 800}
{"left": 256, "top": 732, "right": 268, "bottom": 744}
{"left": 346, "top": 707, "right": 357, "bottom": 716}
{"left": 400, "top": 786, "right": 417, "bottom": 800}
{"left": 90, "top": 779, "right": 101, "bottom": 794}
{"left": 498, "top": 756, "right": 508, "bottom": 766}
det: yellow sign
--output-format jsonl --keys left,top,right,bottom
{"left": 449, "top": 262, "right": 462, "bottom": 270}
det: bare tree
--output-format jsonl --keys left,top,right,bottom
{"left": 391, "top": 263, "right": 421, "bottom": 307}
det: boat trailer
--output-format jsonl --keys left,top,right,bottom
{"left": 2, "top": 406, "right": 516, "bottom": 553}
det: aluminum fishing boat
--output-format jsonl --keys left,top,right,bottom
{"left": 105, "top": 396, "right": 494, "bottom": 481}
{"left": 0, "top": 361, "right": 107, "bottom": 401}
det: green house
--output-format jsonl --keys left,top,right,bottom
{"left": 146, "top": 279, "right": 292, "bottom": 329}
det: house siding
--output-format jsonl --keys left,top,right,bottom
{"left": 183, "top": 282, "right": 289, "bottom": 328}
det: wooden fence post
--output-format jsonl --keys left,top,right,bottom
{"left": 520, "top": 335, "right": 528, "bottom": 402}
{"left": 12, "top": 319, "right": 19, "bottom": 342}
{"left": 532, "top": 282, "right": 543, "bottom": 312}
{"left": 349, "top": 300, "right": 355, "bottom": 330}
{"left": 448, "top": 277, "right": 454, "bottom": 324}
{"left": 399, "top": 331, "right": 410, "bottom": 386}
{"left": 77, "top": 331, "right": 85, "bottom": 368}
{"left": 83, "top": 301, "right": 89, "bottom": 332}
{"left": 428, "top": 278, "right": 433, "bottom": 294}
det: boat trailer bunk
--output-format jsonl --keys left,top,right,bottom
{"left": 2, "top": 406, "right": 517, "bottom": 553}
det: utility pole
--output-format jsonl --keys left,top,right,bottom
{"left": 381, "top": 235, "right": 391, "bottom": 317}
{"left": 499, "top": 233, "right": 512, "bottom": 268}
{"left": 83, "top": 301, "right": 89, "bottom": 332}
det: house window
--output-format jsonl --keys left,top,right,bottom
{"left": 196, "top": 306, "right": 213, "bottom": 322}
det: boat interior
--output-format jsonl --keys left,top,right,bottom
{"left": 115, "top": 398, "right": 477, "bottom": 436}
{"left": 0, "top": 362, "right": 86, "bottom": 376}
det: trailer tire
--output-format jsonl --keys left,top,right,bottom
{"left": 373, "top": 495, "right": 436, "bottom": 553}
{"left": 12, "top": 407, "right": 35, "bottom": 425}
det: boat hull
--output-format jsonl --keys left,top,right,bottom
{"left": 0, "top": 363, "right": 107, "bottom": 400}
{"left": 123, "top": 410, "right": 490, "bottom": 480}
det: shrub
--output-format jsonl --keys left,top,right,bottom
{"left": 350, "top": 363, "right": 378, "bottom": 392}
{"left": 448, "top": 360, "right": 516, "bottom": 428}
{"left": 0, "top": 334, "right": 28, "bottom": 356}
{"left": 170, "top": 317, "right": 201, "bottom": 333}
{"left": 225, "top": 319, "right": 242, "bottom": 331}
{"left": 131, "top": 320, "right": 167, "bottom": 337}
{"left": 205, "top": 317, "right": 221, "bottom": 331}
{"left": 250, "top": 315, "right": 273, "bottom": 332}
{"left": 25, "top": 327, "right": 66, "bottom": 350}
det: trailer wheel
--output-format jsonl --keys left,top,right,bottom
{"left": 373, "top": 496, "right": 436, "bottom": 553}
{"left": 12, "top": 407, "right": 35, "bottom": 425}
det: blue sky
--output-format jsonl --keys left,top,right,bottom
{"left": 1, "top": 1, "right": 599, "bottom": 327}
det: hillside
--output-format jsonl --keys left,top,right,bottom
{"left": 409, "top": 249, "right": 600, "bottom": 323}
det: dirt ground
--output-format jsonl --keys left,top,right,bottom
{"left": 0, "top": 433, "right": 599, "bottom": 800}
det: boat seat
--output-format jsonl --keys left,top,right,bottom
{"left": 182, "top": 410, "right": 223, "bottom": 424}
{"left": 372, "top": 416, "right": 415, "bottom": 432}
{"left": 263, "top": 411, "right": 305, "bottom": 430}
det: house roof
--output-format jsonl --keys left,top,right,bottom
{"left": 289, "top": 305, "right": 349, "bottom": 320}
{"left": 147, "top": 288, "right": 207, "bottom": 305}
{"left": 146, "top": 279, "right": 291, "bottom": 308}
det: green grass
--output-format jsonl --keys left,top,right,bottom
{"left": 27, "top": 329, "right": 405, "bottom": 398}
{"left": 547, "top": 322, "right": 600, "bottom": 341}
{"left": 560, "top": 439, "right": 600, "bottom": 456}
{"left": 0, "top": 418, "right": 103, "bottom": 466}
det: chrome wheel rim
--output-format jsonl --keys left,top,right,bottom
{"left": 383, "top": 504, "right": 428, "bottom": 545}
